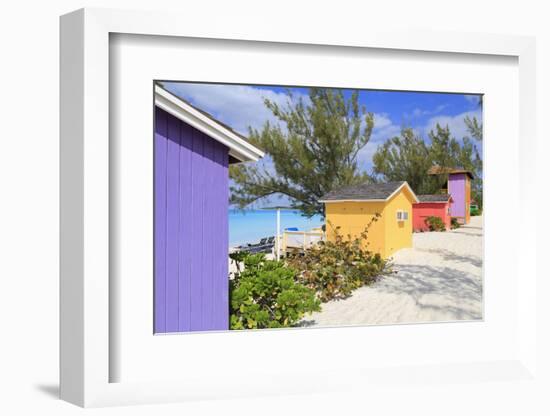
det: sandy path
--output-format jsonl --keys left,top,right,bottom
{"left": 301, "top": 216, "right": 483, "bottom": 327}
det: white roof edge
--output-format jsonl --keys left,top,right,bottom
{"left": 320, "top": 182, "right": 420, "bottom": 204}
{"left": 154, "top": 85, "right": 265, "bottom": 163}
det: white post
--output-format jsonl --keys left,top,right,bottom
{"left": 276, "top": 208, "right": 281, "bottom": 260}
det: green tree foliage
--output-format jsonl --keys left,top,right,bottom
{"left": 230, "top": 88, "right": 374, "bottom": 217}
{"left": 465, "top": 116, "right": 483, "bottom": 141}
{"left": 463, "top": 96, "right": 483, "bottom": 205}
{"left": 464, "top": 116, "right": 483, "bottom": 206}
{"left": 373, "top": 124, "right": 483, "bottom": 206}
{"left": 465, "top": 95, "right": 483, "bottom": 142}
{"left": 229, "top": 253, "right": 320, "bottom": 329}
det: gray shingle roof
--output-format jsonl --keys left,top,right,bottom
{"left": 320, "top": 181, "right": 409, "bottom": 202}
{"left": 417, "top": 194, "right": 452, "bottom": 203}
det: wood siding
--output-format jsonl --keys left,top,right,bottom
{"left": 325, "top": 201, "right": 386, "bottom": 256}
{"left": 465, "top": 176, "right": 471, "bottom": 223}
{"left": 448, "top": 174, "right": 466, "bottom": 219}
{"left": 382, "top": 188, "right": 415, "bottom": 257}
{"left": 448, "top": 173, "right": 471, "bottom": 224}
{"left": 324, "top": 187, "right": 415, "bottom": 259}
{"left": 412, "top": 202, "right": 451, "bottom": 231}
{"left": 154, "top": 107, "right": 229, "bottom": 333}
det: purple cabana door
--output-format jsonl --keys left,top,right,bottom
{"left": 154, "top": 107, "right": 229, "bottom": 333}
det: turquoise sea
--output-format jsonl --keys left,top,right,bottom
{"left": 229, "top": 209, "right": 323, "bottom": 247}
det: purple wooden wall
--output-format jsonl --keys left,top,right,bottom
{"left": 448, "top": 173, "right": 466, "bottom": 218}
{"left": 154, "top": 107, "right": 229, "bottom": 333}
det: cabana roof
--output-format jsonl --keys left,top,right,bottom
{"left": 320, "top": 181, "right": 419, "bottom": 203}
{"left": 417, "top": 194, "right": 453, "bottom": 203}
{"left": 427, "top": 165, "right": 474, "bottom": 179}
{"left": 154, "top": 85, "right": 265, "bottom": 163}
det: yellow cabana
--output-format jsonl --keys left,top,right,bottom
{"left": 320, "top": 181, "right": 419, "bottom": 258}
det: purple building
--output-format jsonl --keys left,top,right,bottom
{"left": 154, "top": 86, "right": 264, "bottom": 333}
{"left": 428, "top": 166, "right": 473, "bottom": 224}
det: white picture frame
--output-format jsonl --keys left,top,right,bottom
{"left": 60, "top": 7, "right": 538, "bottom": 407}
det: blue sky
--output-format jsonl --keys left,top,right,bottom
{"left": 162, "top": 81, "right": 482, "bottom": 174}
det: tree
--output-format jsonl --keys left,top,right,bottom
{"left": 431, "top": 124, "right": 483, "bottom": 206}
{"left": 372, "top": 124, "right": 483, "bottom": 205}
{"left": 230, "top": 88, "right": 374, "bottom": 217}
{"left": 464, "top": 116, "right": 483, "bottom": 141}
{"left": 464, "top": 94, "right": 483, "bottom": 141}
{"left": 464, "top": 114, "right": 483, "bottom": 206}
{"left": 371, "top": 128, "right": 444, "bottom": 194}
{"left": 463, "top": 96, "right": 483, "bottom": 205}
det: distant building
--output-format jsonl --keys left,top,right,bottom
{"left": 428, "top": 166, "right": 474, "bottom": 224}
{"left": 319, "top": 181, "right": 419, "bottom": 258}
{"left": 413, "top": 194, "right": 453, "bottom": 231}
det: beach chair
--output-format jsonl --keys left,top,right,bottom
{"left": 245, "top": 238, "right": 268, "bottom": 254}
{"left": 251, "top": 237, "right": 276, "bottom": 254}
{"left": 260, "top": 236, "right": 275, "bottom": 253}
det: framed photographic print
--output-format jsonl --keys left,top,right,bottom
{"left": 152, "top": 81, "right": 483, "bottom": 334}
{"left": 60, "top": 7, "right": 537, "bottom": 407}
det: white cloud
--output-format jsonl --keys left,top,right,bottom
{"left": 424, "top": 109, "right": 482, "bottom": 141}
{"left": 371, "top": 112, "right": 401, "bottom": 142}
{"left": 372, "top": 112, "right": 392, "bottom": 129}
{"left": 404, "top": 104, "right": 448, "bottom": 121}
{"left": 162, "top": 82, "right": 309, "bottom": 135}
{"left": 358, "top": 141, "right": 381, "bottom": 169}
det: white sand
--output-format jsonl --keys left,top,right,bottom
{"left": 301, "top": 215, "right": 483, "bottom": 327}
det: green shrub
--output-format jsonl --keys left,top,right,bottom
{"left": 470, "top": 207, "right": 481, "bottom": 216}
{"left": 425, "top": 215, "right": 446, "bottom": 232}
{"left": 229, "top": 252, "right": 320, "bottom": 330}
{"left": 286, "top": 214, "right": 391, "bottom": 302}
{"left": 451, "top": 217, "right": 461, "bottom": 229}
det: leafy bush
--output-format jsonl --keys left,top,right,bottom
{"left": 286, "top": 214, "right": 391, "bottom": 302}
{"left": 470, "top": 207, "right": 481, "bottom": 216}
{"left": 425, "top": 215, "right": 446, "bottom": 232}
{"left": 451, "top": 217, "right": 461, "bottom": 229}
{"left": 229, "top": 252, "right": 320, "bottom": 330}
